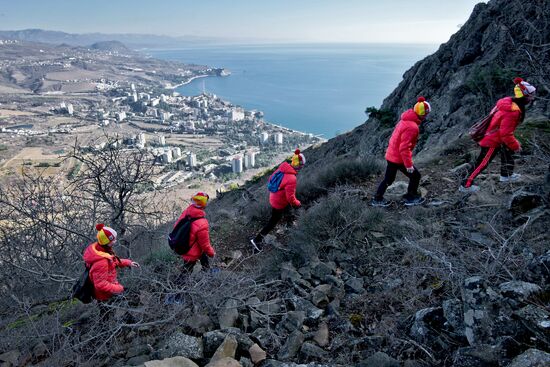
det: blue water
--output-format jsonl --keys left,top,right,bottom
{"left": 151, "top": 44, "right": 436, "bottom": 138}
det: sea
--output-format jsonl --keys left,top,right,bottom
{"left": 150, "top": 43, "right": 436, "bottom": 138}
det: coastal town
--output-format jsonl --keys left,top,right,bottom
{"left": 0, "top": 40, "right": 320, "bottom": 198}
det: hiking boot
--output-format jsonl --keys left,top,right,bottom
{"left": 370, "top": 198, "right": 391, "bottom": 207}
{"left": 499, "top": 173, "right": 521, "bottom": 182}
{"left": 404, "top": 196, "right": 426, "bottom": 206}
{"left": 459, "top": 185, "right": 480, "bottom": 193}
{"left": 249, "top": 238, "right": 262, "bottom": 253}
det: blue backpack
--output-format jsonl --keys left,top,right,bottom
{"left": 267, "top": 171, "right": 284, "bottom": 193}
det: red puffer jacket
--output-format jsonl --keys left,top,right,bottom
{"left": 269, "top": 162, "right": 301, "bottom": 210}
{"left": 174, "top": 205, "right": 215, "bottom": 262}
{"left": 479, "top": 97, "right": 522, "bottom": 152}
{"left": 83, "top": 242, "right": 132, "bottom": 301}
{"left": 385, "top": 109, "right": 421, "bottom": 168}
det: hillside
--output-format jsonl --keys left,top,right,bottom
{"left": 0, "top": 0, "right": 549, "bottom": 366}
{"left": 0, "top": 29, "right": 219, "bottom": 49}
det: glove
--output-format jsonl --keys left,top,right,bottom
{"left": 406, "top": 166, "right": 415, "bottom": 174}
{"left": 130, "top": 261, "right": 140, "bottom": 268}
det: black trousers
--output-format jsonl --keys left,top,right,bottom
{"left": 183, "top": 253, "right": 210, "bottom": 272}
{"left": 374, "top": 161, "right": 421, "bottom": 201}
{"left": 254, "top": 207, "right": 285, "bottom": 243}
{"left": 463, "top": 145, "right": 514, "bottom": 187}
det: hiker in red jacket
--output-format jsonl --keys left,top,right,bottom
{"left": 83, "top": 224, "right": 140, "bottom": 301}
{"left": 250, "top": 150, "right": 304, "bottom": 252}
{"left": 460, "top": 78, "right": 536, "bottom": 192}
{"left": 371, "top": 97, "right": 431, "bottom": 207}
{"left": 175, "top": 192, "right": 215, "bottom": 271}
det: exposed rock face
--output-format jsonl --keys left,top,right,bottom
{"left": 300, "top": 0, "right": 549, "bottom": 169}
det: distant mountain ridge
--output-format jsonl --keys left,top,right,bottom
{"left": 89, "top": 40, "right": 132, "bottom": 53}
{"left": 0, "top": 28, "right": 218, "bottom": 48}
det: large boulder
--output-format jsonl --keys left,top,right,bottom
{"left": 508, "top": 192, "right": 543, "bottom": 216}
{"left": 525, "top": 251, "right": 550, "bottom": 287}
{"left": 344, "top": 277, "right": 364, "bottom": 294}
{"left": 499, "top": 281, "right": 542, "bottom": 303}
{"left": 409, "top": 307, "right": 445, "bottom": 342}
{"left": 313, "top": 322, "right": 330, "bottom": 347}
{"left": 251, "top": 328, "right": 280, "bottom": 352}
{"left": 311, "top": 262, "right": 335, "bottom": 280}
{"left": 184, "top": 313, "right": 215, "bottom": 334}
{"left": 442, "top": 299, "right": 465, "bottom": 336}
{"left": 218, "top": 299, "right": 240, "bottom": 329}
{"left": 248, "top": 343, "right": 267, "bottom": 365}
{"left": 299, "top": 342, "right": 328, "bottom": 361}
{"left": 513, "top": 304, "right": 550, "bottom": 338}
{"left": 358, "top": 352, "right": 400, "bottom": 367}
{"left": 210, "top": 335, "right": 238, "bottom": 362}
{"left": 452, "top": 344, "right": 506, "bottom": 367}
{"left": 127, "top": 355, "right": 151, "bottom": 366}
{"left": 462, "top": 276, "right": 503, "bottom": 345}
{"left": 281, "top": 262, "right": 302, "bottom": 282}
{"left": 163, "top": 332, "right": 204, "bottom": 359}
{"left": 203, "top": 329, "right": 253, "bottom": 358}
{"left": 0, "top": 350, "right": 20, "bottom": 366}
{"left": 204, "top": 357, "right": 241, "bottom": 367}
{"left": 126, "top": 344, "right": 152, "bottom": 359}
{"left": 289, "top": 296, "right": 324, "bottom": 324}
{"left": 277, "top": 330, "right": 304, "bottom": 361}
{"left": 310, "top": 285, "right": 331, "bottom": 308}
{"left": 507, "top": 349, "right": 550, "bottom": 367}
{"left": 144, "top": 356, "right": 199, "bottom": 367}
{"left": 278, "top": 311, "right": 306, "bottom": 332}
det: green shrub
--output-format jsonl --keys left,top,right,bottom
{"left": 297, "top": 157, "right": 383, "bottom": 203}
{"left": 465, "top": 65, "right": 516, "bottom": 101}
{"left": 144, "top": 247, "right": 179, "bottom": 265}
{"left": 365, "top": 106, "right": 396, "bottom": 126}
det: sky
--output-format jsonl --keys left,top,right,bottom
{"left": 0, "top": 0, "right": 486, "bottom": 44}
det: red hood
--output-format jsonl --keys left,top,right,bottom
{"left": 400, "top": 109, "right": 422, "bottom": 125}
{"left": 184, "top": 204, "right": 206, "bottom": 219}
{"left": 278, "top": 161, "right": 297, "bottom": 175}
{"left": 83, "top": 242, "right": 114, "bottom": 267}
{"left": 496, "top": 97, "right": 517, "bottom": 112}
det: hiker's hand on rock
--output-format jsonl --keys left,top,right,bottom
{"left": 130, "top": 261, "right": 140, "bottom": 268}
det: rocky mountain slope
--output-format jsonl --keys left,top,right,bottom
{"left": 0, "top": 0, "right": 549, "bottom": 366}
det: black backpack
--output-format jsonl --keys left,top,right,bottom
{"left": 72, "top": 267, "right": 94, "bottom": 304}
{"left": 168, "top": 216, "right": 203, "bottom": 255}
